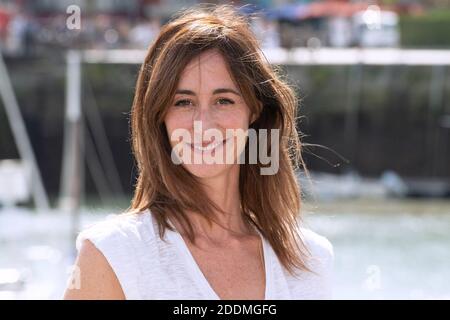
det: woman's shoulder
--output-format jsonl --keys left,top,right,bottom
{"left": 282, "top": 226, "right": 334, "bottom": 299}
{"left": 299, "top": 227, "right": 334, "bottom": 266}
{"left": 74, "top": 210, "right": 156, "bottom": 299}
{"left": 75, "top": 210, "right": 156, "bottom": 253}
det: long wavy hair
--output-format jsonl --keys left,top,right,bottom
{"left": 127, "top": 4, "right": 311, "bottom": 276}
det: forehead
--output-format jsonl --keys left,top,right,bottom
{"left": 177, "top": 49, "right": 237, "bottom": 90}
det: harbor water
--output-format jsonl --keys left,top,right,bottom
{"left": 1, "top": 198, "right": 449, "bottom": 299}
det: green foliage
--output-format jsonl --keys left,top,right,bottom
{"left": 400, "top": 10, "right": 450, "bottom": 48}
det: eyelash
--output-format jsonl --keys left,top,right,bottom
{"left": 174, "top": 98, "right": 235, "bottom": 107}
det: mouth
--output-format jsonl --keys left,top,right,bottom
{"left": 185, "top": 138, "right": 230, "bottom": 152}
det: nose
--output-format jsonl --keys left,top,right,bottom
{"left": 191, "top": 103, "right": 217, "bottom": 141}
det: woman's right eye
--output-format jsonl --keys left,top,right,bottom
{"left": 174, "top": 99, "right": 193, "bottom": 107}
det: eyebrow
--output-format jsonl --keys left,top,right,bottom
{"left": 175, "top": 88, "right": 241, "bottom": 97}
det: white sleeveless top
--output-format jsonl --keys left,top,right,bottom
{"left": 75, "top": 209, "right": 334, "bottom": 300}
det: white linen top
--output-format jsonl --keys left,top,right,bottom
{"left": 75, "top": 209, "right": 334, "bottom": 300}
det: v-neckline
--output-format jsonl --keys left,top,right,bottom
{"left": 165, "top": 218, "right": 272, "bottom": 300}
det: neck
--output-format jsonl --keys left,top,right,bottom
{"left": 187, "top": 166, "right": 253, "bottom": 240}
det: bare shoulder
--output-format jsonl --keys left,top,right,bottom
{"left": 63, "top": 239, "right": 125, "bottom": 300}
{"left": 64, "top": 210, "right": 153, "bottom": 299}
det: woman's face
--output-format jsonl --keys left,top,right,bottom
{"left": 164, "top": 49, "right": 254, "bottom": 179}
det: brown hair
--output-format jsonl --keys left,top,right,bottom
{"left": 127, "top": 4, "right": 311, "bottom": 276}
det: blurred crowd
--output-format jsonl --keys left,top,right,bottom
{"left": 0, "top": 0, "right": 285, "bottom": 56}
{"left": 0, "top": 12, "right": 163, "bottom": 55}
{"left": 0, "top": 0, "right": 439, "bottom": 57}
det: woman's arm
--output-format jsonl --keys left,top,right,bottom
{"left": 63, "top": 239, "right": 126, "bottom": 300}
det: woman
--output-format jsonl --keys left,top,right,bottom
{"left": 63, "top": 4, "right": 333, "bottom": 300}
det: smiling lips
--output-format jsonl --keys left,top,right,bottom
{"left": 185, "top": 138, "right": 230, "bottom": 152}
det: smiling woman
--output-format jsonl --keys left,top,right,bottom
{"left": 165, "top": 49, "right": 258, "bottom": 177}
{"left": 63, "top": 4, "right": 333, "bottom": 300}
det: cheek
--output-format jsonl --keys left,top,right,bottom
{"left": 164, "top": 113, "right": 183, "bottom": 146}
{"left": 164, "top": 110, "right": 191, "bottom": 139}
{"left": 218, "top": 107, "right": 252, "bottom": 130}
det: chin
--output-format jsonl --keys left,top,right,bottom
{"left": 182, "top": 163, "right": 235, "bottom": 179}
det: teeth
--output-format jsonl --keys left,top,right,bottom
{"left": 190, "top": 140, "right": 223, "bottom": 152}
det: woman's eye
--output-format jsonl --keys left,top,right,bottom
{"left": 174, "top": 99, "right": 192, "bottom": 107}
{"left": 217, "top": 98, "right": 234, "bottom": 105}
{"left": 174, "top": 98, "right": 234, "bottom": 107}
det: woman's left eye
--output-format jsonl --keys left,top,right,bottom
{"left": 217, "top": 98, "right": 234, "bottom": 105}
{"left": 174, "top": 99, "right": 193, "bottom": 107}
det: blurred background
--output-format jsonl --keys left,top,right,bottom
{"left": 0, "top": 0, "right": 449, "bottom": 299}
